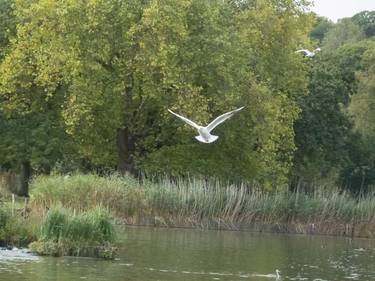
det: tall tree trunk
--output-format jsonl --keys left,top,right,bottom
{"left": 116, "top": 128, "right": 136, "bottom": 175}
{"left": 19, "top": 161, "right": 31, "bottom": 197}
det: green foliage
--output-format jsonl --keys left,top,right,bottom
{"left": 0, "top": 0, "right": 313, "bottom": 187}
{"left": 345, "top": 42, "right": 375, "bottom": 192}
{"left": 322, "top": 18, "right": 365, "bottom": 52}
{"left": 309, "top": 16, "right": 334, "bottom": 43}
{"left": 30, "top": 174, "right": 375, "bottom": 226}
{"left": 31, "top": 174, "right": 147, "bottom": 217}
{"left": 40, "top": 205, "right": 67, "bottom": 242}
{"left": 40, "top": 206, "right": 115, "bottom": 244}
{"left": 0, "top": 109, "right": 69, "bottom": 173}
{"left": 0, "top": 0, "right": 73, "bottom": 175}
{"left": 28, "top": 240, "right": 59, "bottom": 256}
{"left": 349, "top": 42, "right": 375, "bottom": 141}
{"left": 136, "top": 0, "right": 312, "bottom": 186}
{"left": 352, "top": 10, "right": 375, "bottom": 38}
{"left": 0, "top": 206, "right": 37, "bottom": 247}
{"left": 0, "top": 0, "right": 16, "bottom": 59}
{"left": 294, "top": 58, "right": 350, "bottom": 183}
{"left": 293, "top": 41, "right": 375, "bottom": 186}
{"left": 32, "top": 205, "right": 117, "bottom": 258}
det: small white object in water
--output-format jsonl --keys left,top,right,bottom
{"left": 0, "top": 247, "right": 39, "bottom": 263}
{"left": 276, "top": 269, "right": 281, "bottom": 280}
{"left": 253, "top": 270, "right": 281, "bottom": 279}
{"left": 295, "top": 47, "right": 321, "bottom": 57}
{"left": 168, "top": 107, "right": 244, "bottom": 143}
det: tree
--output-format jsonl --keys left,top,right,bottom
{"left": 293, "top": 42, "right": 372, "bottom": 187}
{"left": 352, "top": 10, "right": 375, "bottom": 38}
{"left": 293, "top": 58, "right": 352, "bottom": 184}
{"left": 322, "top": 18, "right": 365, "bottom": 52}
{"left": 344, "top": 43, "right": 375, "bottom": 192}
{"left": 309, "top": 16, "right": 334, "bottom": 43}
{"left": 0, "top": 0, "right": 16, "bottom": 59}
{"left": 0, "top": 0, "right": 72, "bottom": 195}
{"left": 349, "top": 44, "right": 375, "bottom": 140}
{"left": 136, "top": 0, "right": 313, "bottom": 185}
{"left": 0, "top": 0, "right": 313, "bottom": 188}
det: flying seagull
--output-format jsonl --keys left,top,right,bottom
{"left": 295, "top": 47, "right": 321, "bottom": 57}
{"left": 168, "top": 107, "right": 244, "bottom": 143}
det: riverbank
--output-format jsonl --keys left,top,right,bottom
{"left": 28, "top": 174, "right": 375, "bottom": 238}
{"left": 0, "top": 198, "right": 118, "bottom": 258}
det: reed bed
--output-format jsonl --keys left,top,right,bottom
{"left": 31, "top": 174, "right": 147, "bottom": 217}
{"left": 29, "top": 206, "right": 117, "bottom": 258}
{"left": 30, "top": 174, "right": 375, "bottom": 231}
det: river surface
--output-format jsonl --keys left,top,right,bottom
{"left": 1, "top": 226, "right": 375, "bottom": 281}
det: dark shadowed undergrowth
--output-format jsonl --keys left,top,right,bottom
{"left": 0, "top": 205, "right": 37, "bottom": 247}
{"left": 29, "top": 174, "right": 375, "bottom": 237}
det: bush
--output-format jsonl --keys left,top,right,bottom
{"left": 31, "top": 206, "right": 117, "bottom": 259}
{"left": 0, "top": 206, "right": 37, "bottom": 247}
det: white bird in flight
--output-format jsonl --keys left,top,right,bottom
{"left": 168, "top": 107, "right": 244, "bottom": 143}
{"left": 295, "top": 47, "right": 321, "bottom": 57}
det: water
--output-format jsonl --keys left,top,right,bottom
{"left": 1, "top": 226, "right": 375, "bottom": 281}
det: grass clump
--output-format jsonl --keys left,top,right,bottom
{"left": 31, "top": 174, "right": 147, "bottom": 217}
{"left": 29, "top": 206, "right": 117, "bottom": 259}
{"left": 0, "top": 206, "right": 37, "bottom": 247}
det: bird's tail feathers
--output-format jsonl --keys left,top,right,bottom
{"left": 195, "top": 135, "right": 218, "bottom": 143}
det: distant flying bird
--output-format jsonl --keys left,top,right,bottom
{"left": 295, "top": 47, "right": 321, "bottom": 57}
{"left": 168, "top": 107, "right": 244, "bottom": 143}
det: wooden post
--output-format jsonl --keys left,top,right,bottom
{"left": 11, "top": 193, "right": 15, "bottom": 216}
{"left": 24, "top": 197, "right": 28, "bottom": 214}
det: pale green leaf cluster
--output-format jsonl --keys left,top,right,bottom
{"left": 0, "top": 0, "right": 313, "bottom": 187}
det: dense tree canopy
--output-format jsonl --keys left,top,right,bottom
{"left": 293, "top": 14, "right": 375, "bottom": 191}
{"left": 293, "top": 42, "right": 370, "bottom": 185}
{"left": 0, "top": 0, "right": 313, "bottom": 190}
{"left": 0, "top": 0, "right": 16, "bottom": 59}
{"left": 309, "top": 15, "right": 333, "bottom": 43}
{"left": 352, "top": 10, "right": 375, "bottom": 38}
{"left": 1, "top": 0, "right": 375, "bottom": 194}
{"left": 322, "top": 18, "right": 365, "bottom": 52}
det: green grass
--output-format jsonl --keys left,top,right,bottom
{"left": 3, "top": 173, "right": 374, "bottom": 248}
{"left": 0, "top": 205, "right": 37, "bottom": 247}
{"left": 40, "top": 205, "right": 115, "bottom": 243}
{"left": 30, "top": 174, "right": 375, "bottom": 228}
{"left": 30, "top": 206, "right": 117, "bottom": 258}
{"left": 31, "top": 174, "right": 147, "bottom": 217}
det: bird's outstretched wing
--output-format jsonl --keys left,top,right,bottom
{"left": 206, "top": 107, "right": 244, "bottom": 132}
{"left": 295, "top": 49, "right": 310, "bottom": 55}
{"left": 168, "top": 109, "right": 200, "bottom": 129}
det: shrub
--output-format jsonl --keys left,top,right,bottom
{"left": 31, "top": 206, "right": 117, "bottom": 259}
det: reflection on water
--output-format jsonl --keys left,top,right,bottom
{"left": 0, "top": 248, "right": 39, "bottom": 263}
{"left": 1, "top": 226, "right": 375, "bottom": 281}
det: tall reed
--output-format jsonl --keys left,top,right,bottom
{"left": 30, "top": 205, "right": 117, "bottom": 258}
{"left": 31, "top": 174, "right": 147, "bottom": 217}
{"left": 30, "top": 174, "right": 375, "bottom": 228}
{"left": 40, "top": 206, "right": 115, "bottom": 243}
